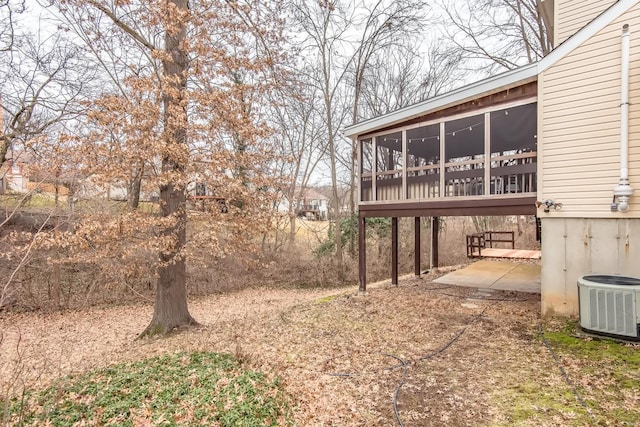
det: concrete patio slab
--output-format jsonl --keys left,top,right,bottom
{"left": 434, "top": 260, "right": 541, "bottom": 293}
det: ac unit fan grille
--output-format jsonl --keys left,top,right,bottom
{"left": 588, "top": 288, "right": 636, "bottom": 336}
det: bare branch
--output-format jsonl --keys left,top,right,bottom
{"left": 84, "top": 0, "right": 156, "bottom": 52}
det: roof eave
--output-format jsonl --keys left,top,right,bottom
{"left": 343, "top": 62, "right": 538, "bottom": 139}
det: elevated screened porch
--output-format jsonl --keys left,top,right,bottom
{"left": 359, "top": 101, "right": 538, "bottom": 206}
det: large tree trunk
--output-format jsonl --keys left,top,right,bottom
{"left": 143, "top": 182, "right": 196, "bottom": 335}
{"left": 141, "top": 0, "right": 197, "bottom": 336}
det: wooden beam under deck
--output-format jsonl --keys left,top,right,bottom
{"left": 391, "top": 217, "right": 398, "bottom": 285}
{"left": 359, "top": 214, "right": 366, "bottom": 293}
{"left": 359, "top": 196, "right": 537, "bottom": 218}
{"left": 414, "top": 217, "right": 421, "bottom": 276}
{"left": 432, "top": 216, "right": 439, "bottom": 268}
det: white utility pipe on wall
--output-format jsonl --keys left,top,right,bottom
{"left": 614, "top": 24, "right": 634, "bottom": 212}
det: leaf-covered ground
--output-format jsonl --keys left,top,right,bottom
{"left": 1, "top": 273, "right": 638, "bottom": 426}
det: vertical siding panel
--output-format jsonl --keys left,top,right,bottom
{"left": 590, "top": 219, "right": 621, "bottom": 272}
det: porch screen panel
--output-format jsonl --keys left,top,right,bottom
{"left": 444, "top": 114, "right": 485, "bottom": 197}
{"left": 406, "top": 124, "right": 440, "bottom": 199}
{"left": 376, "top": 131, "right": 403, "bottom": 201}
{"left": 360, "top": 138, "right": 373, "bottom": 202}
{"left": 489, "top": 103, "right": 537, "bottom": 195}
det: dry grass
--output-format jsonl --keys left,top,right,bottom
{"left": 1, "top": 211, "right": 540, "bottom": 312}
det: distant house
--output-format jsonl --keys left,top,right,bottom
{"left": 276, "top": 187, "right": 329, "bottom": 220}
{"left": 0, "top": 149, "right": 31, "bottom": 194}
{"left": 314, "top": 185, "right": 353, "bottom": 216}
{"left": 345, "top": 0, "right": 640, "bottom": 317}
{"left": 295, "top": 188, "right": 329, "bottom": 220}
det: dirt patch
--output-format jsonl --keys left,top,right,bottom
{"left": 2, "top": 277, "right": 625, "bottom": 426}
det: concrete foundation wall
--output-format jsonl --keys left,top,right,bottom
{"left": 541, "top": 217, "right": 640, "bottom": 317}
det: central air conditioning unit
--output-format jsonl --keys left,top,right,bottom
{"left": 578, "top": 275, "right": 640, "bottom": 341}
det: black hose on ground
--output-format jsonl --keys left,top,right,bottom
{"left": 322, "top": 292, "right": 523, "bottom": 426}
{"left": 389, "top": 299, "right": 503, "bottom": 426}
{"left": 380, "top": 353, "right": 409, "bottom": 427}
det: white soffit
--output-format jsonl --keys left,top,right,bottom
{"left": 344, "top": 0, "right": 640, "bottom": 139}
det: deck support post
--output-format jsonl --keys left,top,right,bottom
{"left": 431, "top": 216, "right": 439, "bottom": 268}
{"left": 414, "top": 217, "right": 421, "bottom": 276}
{"left": 392, "top": 217, "right": 398, "bottom": 285}
{"left": 358, "top": 213, "right": 367, "bottom": 293}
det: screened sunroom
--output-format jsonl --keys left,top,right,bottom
{"left": 359, "top": 101, "right": 537, "bottom": 204}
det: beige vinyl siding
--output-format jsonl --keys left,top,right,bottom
{"left": 556, "top": 0, "right": 615, "bottom": 45}
{"left": 547, "top": 76, "right": 619, "bottom": 98}
{"left": 540, "top": 3, "right": 640, "bottom": 217}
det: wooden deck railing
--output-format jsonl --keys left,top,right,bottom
{"left": 361, "top": 151, "right": 536, "bottom": 203}
{"left": 466, "top": 231, "right": 515, "bottom": 257}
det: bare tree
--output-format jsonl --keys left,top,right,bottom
{"left": 270, "top": 80, "right": 329, "bottom": 243}
{"left": 292, "top": 0, "right": 356, "bottom": 274}
{"left": 0, "top": 29, "right": 87, "bottom": 188}
{"left": 350, "top": 0, "right": 428, "bottom": 124}
{"left": 358, "top": 41, "right": 465, "bottom": 118}
{"left": 0, "top": 0, "right": 25, "bottom": 53}
{"left": 345, "top": 0, "right": 428, "bottom": 253}
{"left": 437, "top": 0, "right": 552, "bottom": 73}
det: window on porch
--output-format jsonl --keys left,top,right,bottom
{"left": 445, "top": 114, "right": 485, "bottom": 197}
{"left": 358, "top": 102, "right": 537, "bottom": 203}
{"left": 376, "top": 131, "right": 403, "bottom": 201}
{"left": 489, "top": 103, "right": 537, "bottom": 194}
{"left": 407, "top": 123, "right": 440, "bottom": 199}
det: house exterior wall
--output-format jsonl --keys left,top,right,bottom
{"left": 539, "top": 3, "right": 640, "bottom": 316}
{"left": 556, "top": 0, "right": 615, "bottom": 46}
{"left": 5, "top": 162, "right": 28, "bottom": 192}
{"left": 541, "top": 217, "right": 640, "bottom": 316}
{"left": 540, "top": 4, "right": 640, "bottom": 217}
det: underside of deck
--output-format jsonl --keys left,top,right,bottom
{"left": 357, "top": 196, "right": 538, "bottom": 293}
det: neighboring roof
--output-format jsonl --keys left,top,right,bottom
{"left": 302, "top": 187, "right": 328, "bottom": 201}
{"left": 3, "top": 149, "right": 35, "bottom": 164}
{"left": 293, "top": 186, "right": 328, "bottom": 201}
{"left": 344, "top": 0, "right": 640, "bottom": 139}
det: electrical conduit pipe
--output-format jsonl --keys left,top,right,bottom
{"left": 614, "top": 24, "right": 634, "bottom": 212}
